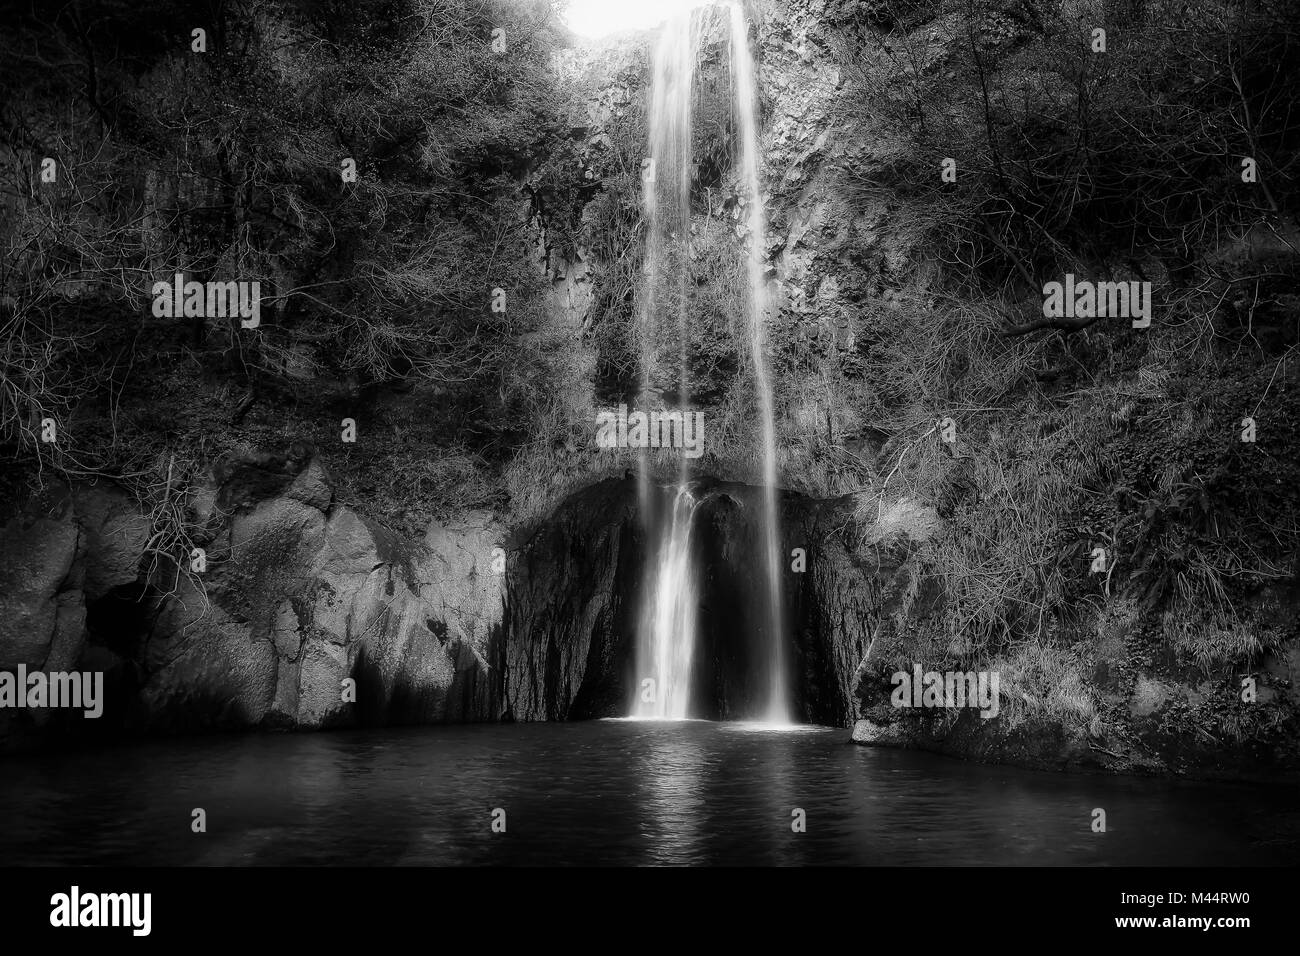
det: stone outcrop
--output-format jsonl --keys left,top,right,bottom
{"left": 141, "top": 453, "right": 507, "bottom": 733}
{"left": 0, "top": 451, "right": 511, "bottom": 749}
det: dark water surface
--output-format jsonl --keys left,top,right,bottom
{"left": 1, "top": 720, "right": 1296, "bottom": 865}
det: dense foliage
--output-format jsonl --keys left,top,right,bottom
{"left": 1, "top": 0, "right": 583, "bottom": 532}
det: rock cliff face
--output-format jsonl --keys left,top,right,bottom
{"left": 4, "top": 436, "right": 1293, "bottom": 778}
{"left": 0, "top": 452, "right": 506, "bottom": 748}
{"left": 0, "top": 453, "right": 924, "bottom": 748}
{"left": 487, "top": 474, "right": 935, "bottom": 728}
{"left": 495, "top": 478, "right": 645, "bottom": 721}
{"left": 0, "top": 481, "right": 146, "bottom": 743}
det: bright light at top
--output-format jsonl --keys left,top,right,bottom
{"left": 562, "top": 0, "right": 713, "bottom": 38}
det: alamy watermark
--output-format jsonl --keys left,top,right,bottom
{"left": 50, "top": 886, "right": 150, "bottom": 936}
{"left": 151, "top": 272, "right": 261, "bottom": 328}
{"left": 1042, "top": 273, "right": 1152, "bottom": 328}
{"left": 0, "top": 665, "right": 103, "bottom": 718}
{"left": 595, "top": 403, "right": 705, "bottom": 458}
{"left": 890, "top": 664, "right": 1000, "bottom": 719}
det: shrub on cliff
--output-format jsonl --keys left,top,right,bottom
{"left": 829, "top": 0, "right": 1300, "bottom": 756}
{"left": 0, "top": 0, "right": 577, "bottom": 534}
{"left": 834, "top": 0, "right": 1300, "bottom": 319}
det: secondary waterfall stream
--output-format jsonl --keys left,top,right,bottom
{"left": 726, "top": 1, "right": 789, "bottom": 723}
{"left": 631, "top": 2, "right": 789, "bottom": 722}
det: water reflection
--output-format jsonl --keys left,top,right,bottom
{"left": 0, "top": 721, "right": 1294, "bottom": 866}
{"left": 637, "top": 723, "right": 706, "bottom": 864}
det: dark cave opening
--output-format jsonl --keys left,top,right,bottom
{"left": 86, "top": 581, "right": 160, "bottom": 660}
{"left": 553, "top": 477, "right": 848, "bottom": 725}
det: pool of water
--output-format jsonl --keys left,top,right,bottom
{"left": 1, "top": 720, "right": 1296, "bottom": 865}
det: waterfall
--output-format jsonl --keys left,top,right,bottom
{"left": 643, "top": 8, "right": 696, "bottom": 489}
{"left": 633, "top": 9, "right": 700, "bottom": 720}
{"left": 727, "top": 2, "right": 790, "bottom": 724}
{"left": 638, "top": 486, "right": 702, "bottom": 718}
{"left": 631, "top": 2, "right": 791, "bottom": 724}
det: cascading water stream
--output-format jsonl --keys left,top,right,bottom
{"left": 638, "top": 10, "right": 696, "bottom": 521}
{"left": 727, "top": 2, "right": 790, "bottom": 724}
{"left": 642, "top": 487, "right": 701, "bottom": 719}
{"left": 633, "top": 10, "right": 700, "bottom": 719}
